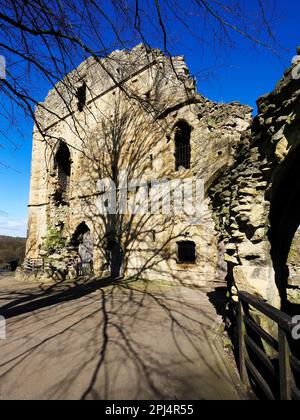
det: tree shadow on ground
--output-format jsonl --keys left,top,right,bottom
{"left": 0, "top": 276, "right": 118, "bottom": 319}
{"left": 0, "top": 276, "right": 243, "bottom": 400}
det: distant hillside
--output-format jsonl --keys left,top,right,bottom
{"left": 0, "top": 235, "right": 26, "bottom": 265}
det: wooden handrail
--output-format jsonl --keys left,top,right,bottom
{"left": 238, "top": 291, "right": 300, "bottom": 400}
{"left": 239, "top": 292, "right": 294, "bottom": 333}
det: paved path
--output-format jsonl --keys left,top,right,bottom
{"left": 0, "top": 274, "right": 246, "bottom": 400}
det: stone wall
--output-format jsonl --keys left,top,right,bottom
{"left": 287, "top": 231, "right": 300, "bottom": 288}
{"left": 210, "top": 46, "right": 300, "bottom": 309}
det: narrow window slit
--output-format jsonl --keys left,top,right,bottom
{"left": 76, "top": 82, "right": 87, "bottom": 112}
{"left": 175, "top": 121, "right": 191, "bottom": 171}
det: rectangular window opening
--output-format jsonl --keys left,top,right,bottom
{"left": 177, "top": 241, "right": 196, "bottom": 264}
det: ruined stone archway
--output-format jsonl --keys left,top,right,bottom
{"left": 53, "top": 141, "right": 71, "bottom": 200}
{"left": 269, "top": 144, "right": 300, "bottom": 307}
{"left": 208, "top": 47, "right": 300, "bottom": 310}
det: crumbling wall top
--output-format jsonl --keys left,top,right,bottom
{"left": 35, "top": 44, "right": 196, "bottom": 130}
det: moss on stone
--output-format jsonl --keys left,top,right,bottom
{"left": 42, "top": 227, "right": 65, "bottom": 255}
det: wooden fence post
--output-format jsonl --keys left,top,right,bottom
{"left": 278, "top": 327, "right": 292, "bottom": 400}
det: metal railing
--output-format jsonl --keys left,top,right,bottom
{"left": 238, "top": 291, "right": 300, "bottom": 400}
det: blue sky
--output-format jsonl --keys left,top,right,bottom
{"left": 0, "top": 0, "right": 300, "bottom": 237}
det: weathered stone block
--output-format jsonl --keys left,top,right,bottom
{"left": 233, "top": 266, "right": 280, "bottom": 308}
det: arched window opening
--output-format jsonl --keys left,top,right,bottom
{"left": 70, "top": 222, "right": 93, "bottom": 276}
{"left": 177, "top": 241, "right": 196, "bottom": 264}
{"left": 175, "top": 121, "right": 191, "bottom": 171}
{"left": 54, "top": 142, "right": 71, "bottom": 199}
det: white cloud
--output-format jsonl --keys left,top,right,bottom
{"left": 0, "top": 216, "right": 27, "bottom": 237}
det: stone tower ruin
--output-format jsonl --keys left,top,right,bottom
{"left": 24, "top": 43, "right": 300, "bottom": 310}
{"left": 25, "top": 44, "right": 251, "bottom": 289}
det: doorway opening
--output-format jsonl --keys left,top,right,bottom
{"left": 71, "top": 222, "right": 93, "bottom": 276}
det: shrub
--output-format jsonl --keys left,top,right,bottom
{"left": 43, "top": 227, "right": 65, "bottom": 254}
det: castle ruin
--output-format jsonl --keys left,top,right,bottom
{"left": 24, "top": 44, "right": 300, "bottom": 311}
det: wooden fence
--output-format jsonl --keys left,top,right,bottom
{"left": 238, "top": 291, "right": 300, "bottom": 400}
